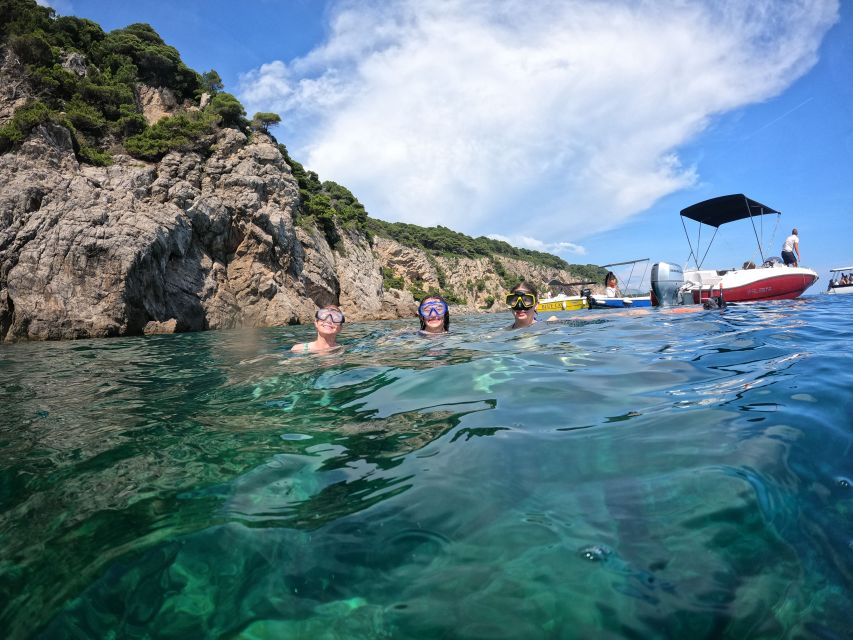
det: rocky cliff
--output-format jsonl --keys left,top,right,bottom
{"left": 0, "top": 121, "right": 602, "bottom": 341}
{"left": 0, "top": 121, "right": 417, "bottom": 341}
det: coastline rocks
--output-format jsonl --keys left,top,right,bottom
{"left": 143, "top": 318, "right": 178, "bottom": 335}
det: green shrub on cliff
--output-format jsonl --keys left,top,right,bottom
{"left": 206, "top": 92, "right": 247, "bottom": 129}
{"left": 381, "top": 267, "right": 404, "bottom": 291}
{"left": 323, "top": 181, "right": 368, "bottom": 229}
{"left": 1, "top": 0, "right": 54, "bottom": 40}
{"left": 124, "top": 111, "right": 218, "bottom": 160}
{"left": 200, "top": 69, "right": 223, "bottom": 95}
{"left": 0, "top": 99, "right": 55, "bottom": 152}
{"left": 8, "top": 31, "right": 54, "bottom": 66}
{"left": 92, "top": 23, "right": 199, "bottom": 101}
{"left": 276, "top": 144, "right": 370, "bottom": 248}
{"left": 251, "top": 112, "right": 281, "bottom": 133}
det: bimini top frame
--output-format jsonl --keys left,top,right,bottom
{"left": 679, "top": 194, "right": 780, "bottom": 269}
{"left": 601, "top": 258, "right": 650, "bottom": 296}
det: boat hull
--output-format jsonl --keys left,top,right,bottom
{"left": 827, "top": 284, "right": 853, "bottom": 295}
{"left": 689, "top": 268, "right": 818, "bottom": 303}
{"left": 651, "top": 262, "right": 818, "bottom": 305}
{"left": 589, "top": 296, "right": 651, "bottom": 309}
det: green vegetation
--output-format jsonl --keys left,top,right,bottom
{"left": 251, "top": 112, "right": 281, "bottom": 133}
{"left": 0, "top": 0, "right": 225, "bottom": 163}
{"left": 124, "top": 111, "right": 219, "bottom": 160}
{"left": 366, "top": 218, "right": 587, "bottom": 274}
{"left": 0, "top": 99, "right": 55, "bottom": 152}
{"left": 277, "top": 144, "right": 370, "bottom": 248}
{"left": 381, "top": 267, "right": 404, "bottom": 291}
{"left": 563, "top": 263, "right": 610, "bottom": 284}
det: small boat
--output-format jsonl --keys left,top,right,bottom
{"left": 827, "top": 266, "right": 853, "bottom": 295}
{"left": 536, "top": 294, "right": 588, "bottom": 312}
{"left": 652, "top": 194, "right": 819, "bottom": 305}
{"left": 588, "top": 259, "right": 652, "bottom": 309}
{"left": 588, "top": 295, "right": 652, "bottom": 309}
{"left": 536, "top": 279, "right": 591, "bottom": 312}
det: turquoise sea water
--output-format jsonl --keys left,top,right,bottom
{"left": 1, "top": 297, "right": 852, "bottom": 639}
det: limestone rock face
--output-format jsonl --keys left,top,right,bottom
{"left": 136, "top": 84, "right": 179, "bottom": 125}
{"left": 374, "top": 237, "right": 437, "bottom": 283}
{"left": 0, "top": 124, "right": 417, "bottom": 341}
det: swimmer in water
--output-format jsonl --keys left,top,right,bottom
{"left": 290, "top": 305, "right": 345, "bottom": 353}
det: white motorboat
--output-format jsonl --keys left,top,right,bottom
{"left": 827, "top": 266, "right": 853, "bottom": 295}
{"left": 652, "top": 194, "right": 819, "bottom": 305}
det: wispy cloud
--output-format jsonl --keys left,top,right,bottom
{"left": 488, "top": 234, "right": 587, "bottom": 257}
{"left": 239, "top": 0, "right": 838, "bottom": 249}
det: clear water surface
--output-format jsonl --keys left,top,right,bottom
{"left": 1, "top": 296, "right": 852, "bottom": 639}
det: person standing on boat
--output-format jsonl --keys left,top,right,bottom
{"left": 506, "top": 282, "right": 538, "bottom": 329}
{"left": 781, "top": 228, "right": 800, "bottom": 267}
{"left": 291, "top": 305, "right": 345, "bottom": 353}
{"left": 604, "top": 272, "right": 620, "bottom": 298}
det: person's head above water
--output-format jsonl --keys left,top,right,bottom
{"left": 291, "top": 304, "right": 345, "bottom": 353}
{"left": 315, "top": 304, "right": 344, "bottom": 330}
{"left": 418, "top": 296, "right": 450, "bottom": 333}
{"left": 506, "top": 281, "right": 538, "bottom": 328}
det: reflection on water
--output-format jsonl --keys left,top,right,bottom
{"left": 1, "top": 297, "right": 852, "bottom": 638}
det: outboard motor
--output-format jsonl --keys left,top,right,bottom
{"left": 651, "top": 262, "right": 685, "bottom": 306}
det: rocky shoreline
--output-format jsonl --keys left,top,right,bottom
{"left": 0, "top": 119, "right": 591, "bottom": 342}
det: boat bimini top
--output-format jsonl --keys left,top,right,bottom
{"left": 680, "top": 194, "right": 780, "bottom": 269}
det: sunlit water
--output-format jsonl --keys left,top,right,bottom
{"left": 1, "top": 296, "right": 852, "bottom": 639}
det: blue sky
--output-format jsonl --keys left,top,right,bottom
{"left": 43, "top": 0, "right": 853, "bottom": 285}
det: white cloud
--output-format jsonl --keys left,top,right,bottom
{"left": 488, "top": 234, "right": 587, "bottom": 258}
{"left": 239, "top": 0, "right": 838, "bottom": 245}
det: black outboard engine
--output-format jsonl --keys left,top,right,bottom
{"left": 651, "top": 262, "right": 685, "bottom": 306}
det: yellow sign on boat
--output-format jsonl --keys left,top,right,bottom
{"left": 535, "top": 297, "right": 587, "bottom": 312}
